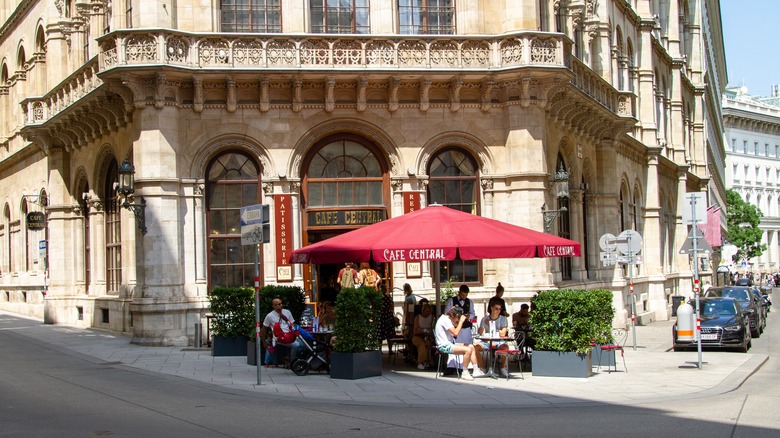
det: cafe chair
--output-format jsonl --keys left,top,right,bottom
{"left": 435, "top": 350, "right": 463, "bottom": 379}
{"left": 493, "top": 329, "right": 525, "bottom": 380}
{"left": 597, "top": 328, "right": 628, "bottom": 373}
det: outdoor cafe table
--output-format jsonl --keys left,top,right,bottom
{"left": 475, "top": 335, "right": 512, "bottom": 378}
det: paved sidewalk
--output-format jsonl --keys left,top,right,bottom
{"left": 0, "top": 311, "right": 767, "bottom": 408}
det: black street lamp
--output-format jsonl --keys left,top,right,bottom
{"left": 116, "top": 158, "right": 147, "bottom": 235}
{"left": 541, "top": 163, "right": 570, "bottom": 233}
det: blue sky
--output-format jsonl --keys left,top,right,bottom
{"left": 721, "top": 0, "right": 779, "bottom": 96}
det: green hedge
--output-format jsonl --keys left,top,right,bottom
{"left": 208, "top": 287, "right": 255, "bottom": 338}
{"left": 257, "top": 285, "right": 307, "bottom": 324}
{"left": 333, "top": 286, "right": 384, "bottom": 353}
{"left": 209, "top": 285, "right": 307, "bottom": 338}
{"left": 531, "top": 289, "right": 615, "bottom": 354}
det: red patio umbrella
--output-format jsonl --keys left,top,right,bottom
{"left": 289, "top": 204, "right": 580, "bottom": 264}
{"left": 289, "top": 205, "right": 580, "bottom": 304}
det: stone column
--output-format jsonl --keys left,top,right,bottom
{"left": 89, "top": 202, "right": 106, "bottom": 295}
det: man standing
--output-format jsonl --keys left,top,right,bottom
{"left": 261, "top": 298, "right": 302, "bottom": 366}
{"left": 434, "top": 306, "right": 485, "bottom": 380}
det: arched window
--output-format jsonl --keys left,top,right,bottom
{"left": 305, "top": 139, "right": 384, "bottom": 207}
{"left": 427, "top": 147, "right": 479, "bottom": 284}
{"left": 21, "top": 200, "right": 28, "bottom": 271}
{"left": 207, "top": 151, "right": 261, "bottom": 288}
{"left": 618, "top": 189, "right": 625, "bottom": 232}
{"left": 556, "top": 155, "right": 571, "bottom": 280}
{"left": 2, "top": 204, "right": 10, "bottom": 273}
{"left": 104, "top": 160, "right": 121, "bottom": 295}
{"left": 79, "top": 182, "right": 91, "bottom": 290}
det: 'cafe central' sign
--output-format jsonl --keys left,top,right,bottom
{"left": 308, "top": 209, "right": 386, "bottom": 227}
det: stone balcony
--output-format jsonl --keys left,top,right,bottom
{"left": 20, "top": 30, "right": 634, "bottom": 145}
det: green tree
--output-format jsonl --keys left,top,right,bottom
{"left": 725, "top": 189, "right": 765, "bottom": 262}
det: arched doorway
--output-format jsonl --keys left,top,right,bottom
{"left": 300, "top": 134, "right": 390, "bottom": 304}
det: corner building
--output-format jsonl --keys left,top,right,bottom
{"left": 0, "top": 1, "right": 727, "bottom": 345}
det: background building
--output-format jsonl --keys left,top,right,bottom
{"left": 723, "top": 86, "right": 780, "bottom": 273}
{"left": 1, "top": 0, "right": 727, "bottom": 345}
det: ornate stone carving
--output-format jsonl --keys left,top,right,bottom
{"left": 391, "top": 179, "right": 403, "bottom": 192}
{"left": 481, "top": 77, "right": 495, "bottom": 112}
{"left": 480, "top": 178, "right": 494, "bottom": 191}
{"left": 325, "top": 77, "right": 335, "bottom": 113}
{"left": 356, "top": 77, "right": 367, "bottom": 112}
{"left": 419, "top": 78, "right": 431, "bottom": 112}
{"left": 259, "top": 76, "right": 270, "bottom": 112}
{"left": 388, "top": 77, "right": 400, "bottom": 112}
{"left": 226, "top": 76, "right": 237, "bottom": 112}
{"left": 450, "top": 77, "right": 462, "bottom": 112}
{"left": 292, "top": 77, "right": 302, "bottom": 113}
{"left": 192, "top": 76, "right": 203, "bottom": 113}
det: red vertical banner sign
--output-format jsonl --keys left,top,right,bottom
{"left": 274, "top": 194, "right": 293, "bottom": 282}
{"left": 403, "top": 192, "right": 420, "bottom": 214}
{"left": 403, "top": 193, "right": 423, "bottom": 277}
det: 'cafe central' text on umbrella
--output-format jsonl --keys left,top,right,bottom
{"left": 383, "top": 248, "right": 447, "bottom": 261}
{"left": 542, "top": 245, "right": 577, "bottom": 257}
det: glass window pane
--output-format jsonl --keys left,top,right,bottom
{"left": 211, "top": 265, "right": 227, "bottom": 288}
{"left": 308, "top": 182, "right": 323, "bottom": 207}
{"left": 355, "top": 181, "right": 367, "bottom": 204}
{"left": 242, "top": 183, "right": 257, "bottom": 206}
{"left": 464, "top": 260, "right": 479, "bottom": 282}
{"left": 210, "top": 239, "right": 226, "bottom": 263}
{"left": 243, "top": 245, "right": 256, "bottom": 263}
{"left": 224, "top": 185, "right": 241, "bottom": 208}
{"left": 338, "top": 181, "right": 352, "bottom": 206}
{"left": 368, "top": 181, "right": 382, "bottom": 205}
{"left": 225, "top": 210, "right": 240, "bottom": 234}
{"left": 209, "top": 184, "right": 225, "bottom": 207}
{"left": 323, "top": 182, "right": 338, "bottom": 206}
{"left": 227, "top": 239, "right": 242, "bottom": 263}
{"left": 209, "top": 210, "right": 225, "bottom": 234}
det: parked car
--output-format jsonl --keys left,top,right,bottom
{"left": 673, "top": 297, "right": 751, "bottom": 353}
{"left": 749, "top": 287, "right": 770, "bottom": 324}
{"left": 703, "top": 286, "right": 764, "bottom": 337}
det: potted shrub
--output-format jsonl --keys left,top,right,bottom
{"left": 249, "top": 285, "right": 307, "bottom": 366}
{"left": 531, "top": 289, "right": 614, "bottom": 377}
{"left": 330, "top": 285, "right": 384, "bottom": 379}
{"left": 208, "top": 287, "right": 254, "bottom": 356}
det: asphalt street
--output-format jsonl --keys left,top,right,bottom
{"left": 1, "top": 310, "right": 778, "bottom": 437}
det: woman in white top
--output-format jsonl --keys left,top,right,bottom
{"left": 476, "top": 301, "right": 510, "bottom": 377}
{"left": 411, "top": 302, "right": 434, "bottom": 369}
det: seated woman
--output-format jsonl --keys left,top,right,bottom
{"left": 411, "top": 303, "right": 434, "bottom": 370}
{"left": 476, "top": 302, "right": 509, "bottom": 377}
{"left": 318, "top": 301, "right": 336, "bottom": 329}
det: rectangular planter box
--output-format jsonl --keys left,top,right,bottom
{"left": 330, "top": 350, "right": 382, "bottom": 380}
{"left": 211, "top": 335, "right": 249, "bottom": 357}
{"left": 591, "top": 345, "right": 616, "bottom": 367}
{"left": 532, "top": 350, "right": 592, "bottom": 378}
{"left": 247, "top": 340, "right": 257, "bottom": 366}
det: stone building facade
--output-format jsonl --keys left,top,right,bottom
{"left": 1, "top": 0, "right": 727, "bottom": 345}
{"left": 723, "top": 87, "right": 780, "bottom": 273}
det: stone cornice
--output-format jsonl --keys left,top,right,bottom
{"left": 0, "top": 0, "right": 37, "bottom": 44}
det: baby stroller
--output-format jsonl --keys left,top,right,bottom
{"left": 291, "top": 327, "right": 330, "bottom": 376}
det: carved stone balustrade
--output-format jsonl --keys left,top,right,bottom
{"left": 98, "top": 30, "right": 571, "bottom": 72}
